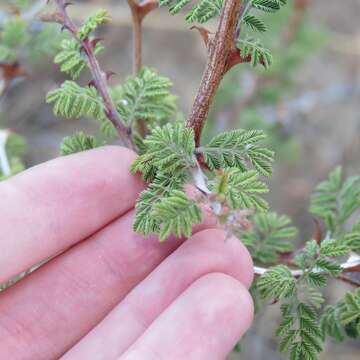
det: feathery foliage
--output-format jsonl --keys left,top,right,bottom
{"left": 310, "top": 167, "right": 360, "bottom": 235}
{"left": 132, "top": 122, "right": 195, "bottom": 177}
{"left": 199, "top": 129, "right": 274, "bottom": 176}
{"left": 114, "top": 68, "right": 177, "bottom": 129}
{"left": 133, "top": 173, "right": 188, "bottom": 237}
{"left": 46, "top": 81, "right": 106, "bottom": 121}
{"left": 237, "top": 38, "right": 273, "bottom": 69}
{"left": 54, "top": 39, "right": 104, "bottom": 79}
{"left": 321, "top": 289, "right": 360, "bottom": 341}
{"left": 257, "top": 265, "right": 296, "bottom": 299}
{"left": 60, "top": 132, "right": 98, "bottom": 156}
{"left": 277, "top": 303, "right": 323, "bottom": 360}
{"left": 241, "top": 212, "right": 296, "bottom": 264}
{"left": 78, "top": 9, "right": 111, "bottom": 40}
{"left": 0, "top": 3, "right": 64, "bottom": 63}
{"left": 212, "top": 168, "right": 269, "bottom": 211}
{"left": 152, "top": 190, "right": 202, "bottom": 241}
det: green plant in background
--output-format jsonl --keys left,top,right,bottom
{"left": 0, "top": 129, "right": 26, "bottom": 179}
{"left": 1, "top": 0, "right": 359, "bottom": 359}
{"left": 0, "top": 0, "right": 64, "bottom": 63}
{"left": 0, "top": 0, "right": 67, "bottom": 177}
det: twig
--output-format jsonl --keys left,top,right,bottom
{"left": 127, "top": 0, "right": 158, "bottom": 136}
{"left": 254, "top": 253, "right": 360, "bottom": 287}
{"left": 0, "top": 129, "right": 11, "bottom": 177}
{"left": 186, "top": 0, "right": 244, "bottom": 146}
{"left": 47, "top": 0, "right": 135, "bottom": 149}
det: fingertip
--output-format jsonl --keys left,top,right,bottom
{"left": 192, "top": 273, "right": 254, "bottom": 346}
{"left": 188, "top": 228, "right": 254, "bottom": 288}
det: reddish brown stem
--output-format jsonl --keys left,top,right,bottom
{"left": 186, "top": 0, "right": 243, "bottom": 146}
{"left": 128, "top": 0, "right": 143, "bottom": 74}
{"left": 51, "top": 0, "right": 135, "bottom": 149}
{"left": 127, "top": 1, "right": 158, "bottom": 137}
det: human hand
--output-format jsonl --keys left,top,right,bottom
{"left": 0, "top": 146, "right": 254, "bottom": 360}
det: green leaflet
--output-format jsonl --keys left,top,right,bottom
{"left": 60, "top": 132, "right": 98, "bottom": 155}
{"left": 54, "top": 38, "right": 104, "bottom": 79}
{"left": 211, "top": 168, "right": 269, "bottom": 211}
{"left": 152, "top": 190, "right": 202, "bottom": 241}
{"left": 133, "top": 173, "right": 188, "bottom": 238}
{"left": 321, "top": 288, "right": 360, "bottom": 341}
{"left": 241, "top": 212, "right": 297, "bottom": 264}
{"left": 199, "top": 129, "right": 274, "bottom": 177}
{"left": 243, "top": 15, "right": 267, "bottom": 32}
{"left": 114, "top": 68, "right": 177, "bottom": 128}
{"left": 46, "top": 81, "right": 106, "bottom": 121}
{"left": 237, "top": 38, "right": 273, "bottom": 69}
{"left": 133, "top": 122, "right": 196, "bottom": 177}
{"left": 310, "top": 167, "right": 360, "bottom": 235}
{"left": 257, "top": 265, "right": 296, "bottom": 299}
{"left": 78, "top": 9, "right": 111, "bottom": 40}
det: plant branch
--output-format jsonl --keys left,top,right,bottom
{"left": 254, "top": 253, "right": 360, "bottom": 287}
{"left": 186, "top": 0, "right": 244, "bottom": 146}
{"left": 47, "top": 0, "right": 135, "bottom": 149}
{"left": 127, "top": 1, "right": 158, "bottom": 137}
{"left": 127, "top": 0, "right": 158, "bottom": 74}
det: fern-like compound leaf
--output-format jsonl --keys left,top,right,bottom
{"left": 252, "top": 0, "right": 286, "bottom": 13}
{"left": 54, "top": 38, "right": 104, "bottom": 79}
{"left": 199, "top": 129, "right": 274, "bottom": 177}
{"left": 321, "top": 288, "right": 360, "bottom": 341}
{"left": 60, "top": 132, "right": 98, "bottom": 155}
{"left": 46, "top": 80, "right": 106, "bottom": 121}
{"left": 257, "top": 265, "right": 296, "bottom": 299}
{"left": 310, "top": 167, "right": 360, "bottom": 235}
{"left": 134, "top": 122, "right": 196, "bottom": 177}
{"left": 78, "top": 9, "right": 111, "bottom": 40}
{"left": 114, "top": 68, "right": 176, "bottom": 129}
{"left": 212, "top": 168, "right": 269, "bottom": 211}
{"left": 186, "top": 0, "right": 224, "bottom": 23}
{"left": 160, "top": 0, "right": 223, "bottom": 23}
{"left": 242, "top": 212, "right": 297, "bottom": 264}
{"left": 237, "top": 38, "right": 273, "bottom": 69}
{"left": 151, "top": 190, "right": 202, "bottom": 241}
{"left": 133, "top": 173, "right": 187, "bottom": 236}
{"left": 243, "top": 15, "right": 267, "bottom": 32}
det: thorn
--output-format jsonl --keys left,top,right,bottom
{"left": 91, "top": 38, "right": 104, "bottom": 49}
{"left": 105, "top": 71, "right": 117, "bottom": 80}
{"left": 190, "top": 26, "right": 211, "bottom": 47}
{"left": 128, "top": 0, "right": 159, "bottom": 22}
{"left": 88, "top": 80, "right": 97, "bottom": 89}
{"left": 138, "top": 0, "right": 159, "bottom": 21}
{"left": 224, "top": 48, "right": 251, "bottom": 73}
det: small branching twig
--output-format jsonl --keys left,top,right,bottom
{"left": 127, "top": 0, "right": 158, "bottom": 74}
{"left": 45, "top": 0, "right": 135, "bottom": 149}
{"left": 254, "top": 254, "right": 360, "bottom": 286}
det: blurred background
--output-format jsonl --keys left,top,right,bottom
{"left": 1, "top": 0, "right": 360, "bottom": 359}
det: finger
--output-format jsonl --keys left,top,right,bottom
{"left": 0, "top": 146, "right": 144, "bottom": 283}
{"left": 120, "top": 273, "right": 254, "bottom": 360}
{"left": 63, "top": 229, "right": 253, "bottom": 360}
{"left": 0, "top": 210, "right": 217, "bottom": 360}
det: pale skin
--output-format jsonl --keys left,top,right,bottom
{"left": 0, "top": 146, "right": 254, "bottom": 360}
